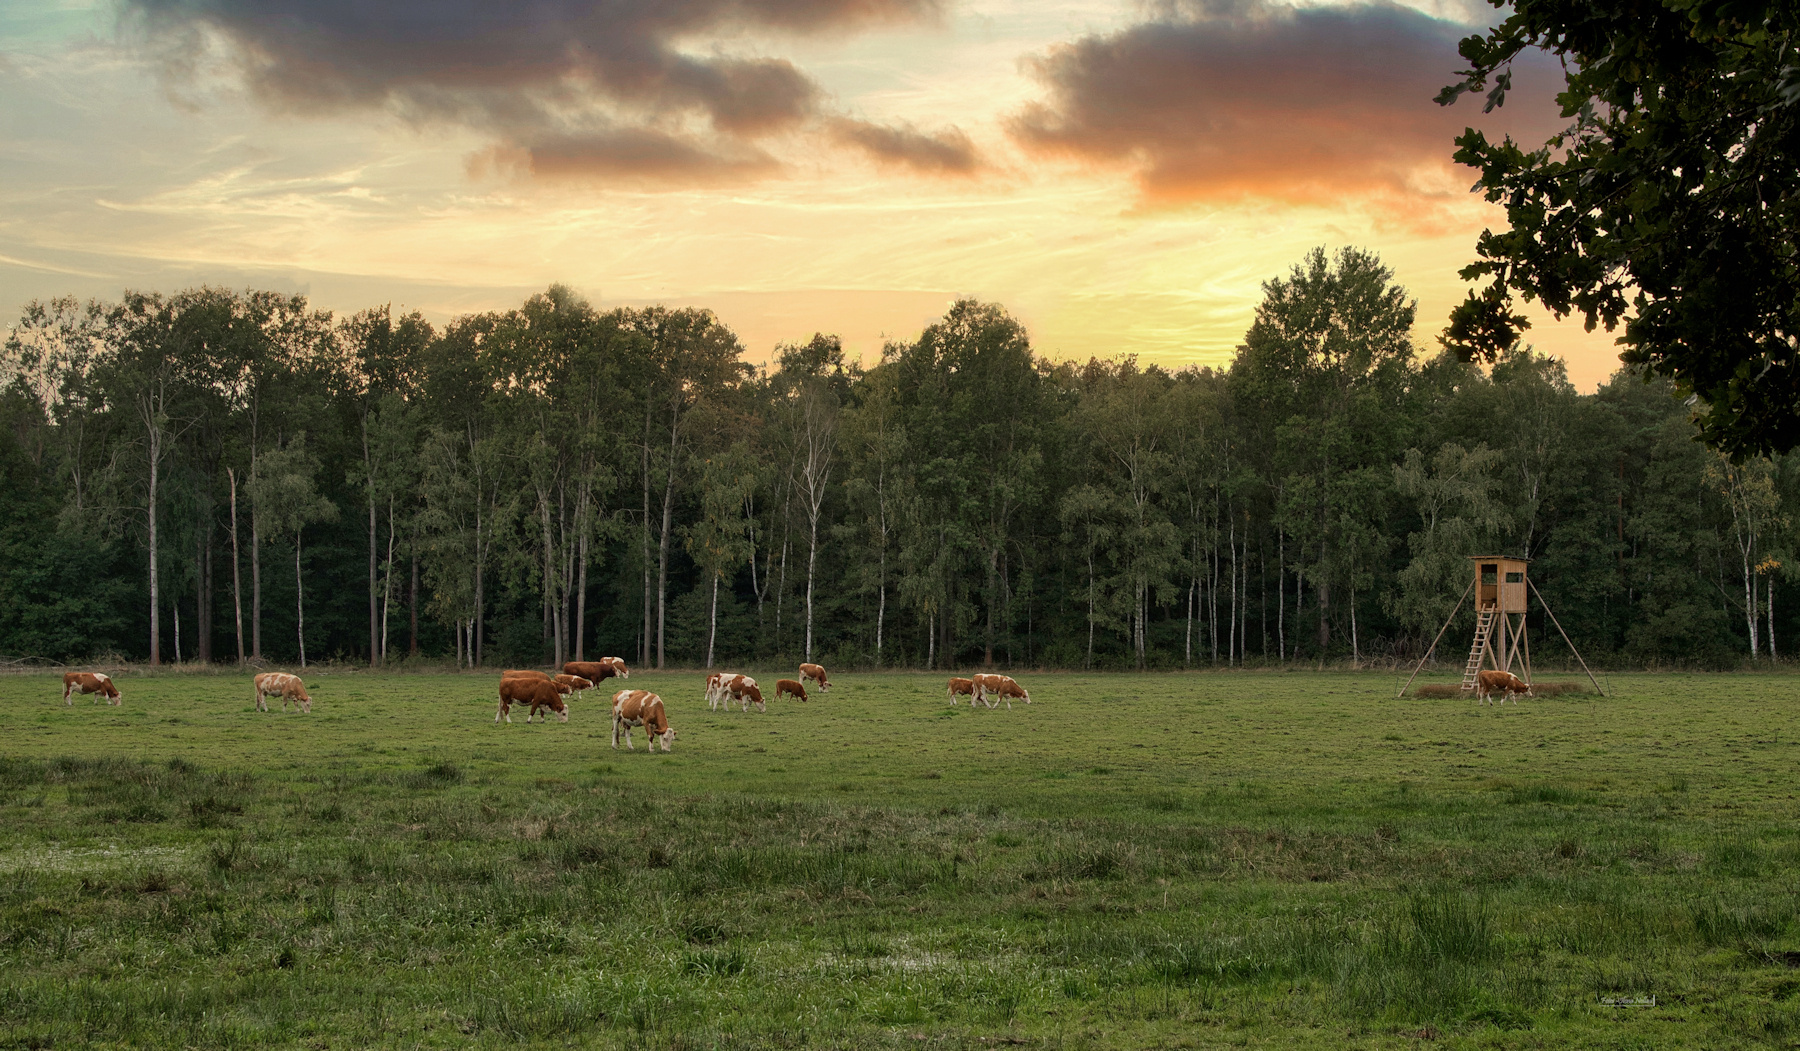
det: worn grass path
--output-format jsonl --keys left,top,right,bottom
{"left": 0, "top": 667, "right": 1796, "bottom": 1049}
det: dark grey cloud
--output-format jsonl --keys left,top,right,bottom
{"left": 1009, "top": 0, "right": 1563, "bottom": 207}
{"left": 830, "top": 118, "right": 979, "bottom": 174}
{"left": 123, "top": 0, "right": 957, "bottom": 183}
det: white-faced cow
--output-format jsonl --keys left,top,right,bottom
{"left": 721, "top": 674, "right": 765, "bottom": 713}
{"left": 798, "top": 662, "right": 831, "bottom": 693}
{"left": 253, "top": 672, "right": 311, "bottom": 713}
{"left": 612, "top": 689, "right": 675, "bottom": 751}
{"left": 776, "top": 678, "right": 808, "bottom": 703}
{"left": 972, "top": 673, "right": 1030, "bottom": 710}
{"left": 62, "top": 672, "right": 120, "bottom": 706}
{"left": 1476, "top": 669, "right": 1532, "bottom": 706}
{"left": 946, "top": 677, "right": 974, "bottom": 705}
{"left": 496, "top": 676, "right": 570, "bottom": 724}
{"left": 705, "top": 672, "right": 729, "bottom": 709}
{"left": 704, "top": 673, "right": 762, "bottom": 713}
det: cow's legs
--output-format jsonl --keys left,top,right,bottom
{"left": 496, "top": 698, "right": 510, "bottom": 724}
{"left": 64, "top": 684, "right": 73, "bottom": 706}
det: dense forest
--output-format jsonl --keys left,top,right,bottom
{"left": 2, "top": 248, "right": 1794, "bottom": 671}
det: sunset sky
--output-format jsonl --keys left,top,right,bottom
{"left": 0, "top": 0, "right": 1624, "bottom": 387}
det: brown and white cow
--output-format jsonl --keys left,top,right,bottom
{"left": 553, "top": 673, "right": 594, "bottom": 698}
{"left": 496, "top": 676, "right": 570, "bottom": 724}
{"left": 612, "top": 689, "right": 675, "bottom": 751}
{"left": 503, "top": 669, "right": 588, "bottom": 701}
{"left": 776, "top": 678, "right": 808, "bottom": 703}
{"left": 1475, "top": 669, "right": 1532, "bottom": 706}
{"left": 563, "top": 657, "right": 628, "bottom": 684}
{"left": 946, "top": 677, "right": 974, "bottom": 705}
{"left": 719, "top": 674, "right": 765, "bottom": 713}
{"left": 972, "top": 673, "right": 1030, "bottom": 710}
{"left": 62, "top": 671, "right": 120, "bottom": 706}
{"left": 253, "top": 672, "right": 311, "bottom": 713}
{"left": 798, "top": 662, "right": 831, "bottom": 693}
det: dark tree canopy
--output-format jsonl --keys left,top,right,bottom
{"left": 1439, "top": 0, "right": 1800, "bottom": 456}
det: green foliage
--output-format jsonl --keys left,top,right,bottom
{"left": 1440, "top": 0, "right": 1800, "bottom": 455}
{"left": 5, "top": 261, "right": 1800, "bottom": 670}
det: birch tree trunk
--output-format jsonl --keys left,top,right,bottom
{"left": 250, "top": 431, "right": 262, "bottom": 661}
{"left": 1744, "top": 549, "right": 1760, "bottom": 657}
{"left": 1228, "top": 512, "right": 1238, "bottom": 666}
{"left": 381, "top": 496, "right": 395, "bottom": 663}
{"left": 707, "top": 574, "right": 719, "bottom": 668}
{"left": 657, "top": 429, "right": 676, "bottom": 669}
{"left": 575, "top": 508, "right": 589, "bottom": 662}
{"left": 642, "top": 402, "right": 653, "bottom": 668}
{"left": 141, "top": 391, "right": 163, "bottom": 665}
{"left": 365, "top": 426, "right": 378, "bottom": 667}
{"left": 295, "top": 533, "right": 307, "bottom": 668}
{"left": 229, "top": 467, "right": 245, "bottom": 664}
{"left": 806, "top": 514, "right": 819, "bottom": 662}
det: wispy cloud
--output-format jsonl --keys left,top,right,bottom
{"left": 829, "top": 117, "right": 980, "bottom": 174}
{"left": 120, "top": 0, "right": 980, "bottom": 185}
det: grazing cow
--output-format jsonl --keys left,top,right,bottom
{"left": 776, "top": 678, "right": 808, "bottom": 703}
{"left": 253, "top": 672, "right": 311, "bottom": 713}
{"left": 62, "top": 672, "right": 120, "bottom": 706}
{"left": 496, "top": 676, "right": 569, "bottom": 724}
{"left": 798, "top": 662, "right": 831, "bottom": 692}
{"left": 1476, "top": 669, "right": 1532, "bottom": 705}
{"left": 563, "top": 657, "right": 628, "bottom": 684}
{"left": 705, "top": 672, "right": 738, "bottom": 710}
{"left": 721, "top": 674, "right": 765, "bottom": 713}
{"left": 947, "top": 677, "right": 974, "bottom": 705}
{"left": 972, "top": 673, "right": 1030, "bottom": 710}
{"left": 612, "top": 690, "right": 675, "bottom": 751}
{"left": 553, "top": 674, "right": 593, "bottom": 698}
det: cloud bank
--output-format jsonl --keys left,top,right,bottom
{"left": 123, "top": 0, "right": 976, "bottom": 184}
{"left": 1009, "top": 0, "right": 1563, "bottom": 207}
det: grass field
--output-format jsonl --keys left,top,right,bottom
{"left": 1, "top": 666, "right": 1797, "bottom": 1049}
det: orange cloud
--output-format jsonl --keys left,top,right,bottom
{"left": 1009, "top": 0, "right": 1563, "bottom": 208}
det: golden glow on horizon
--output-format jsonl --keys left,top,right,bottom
{"left": 0, "top": 0, "right": 1625, "bottom": 389}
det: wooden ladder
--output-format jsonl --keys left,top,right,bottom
{"left": 1459, "top": 610, "right": 1496, "bottom": 694}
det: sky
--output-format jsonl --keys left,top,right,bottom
{"left": 0, "top": 0, "right": 1624, "bottom": 387}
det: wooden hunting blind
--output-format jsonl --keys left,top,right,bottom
{"left": 1398, "top": 555, "right": 1604, "bottom": 698}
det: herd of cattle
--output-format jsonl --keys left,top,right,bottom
{"left": 57, "top": 665, "right": 1540, "bottom": 743}
{"left": 57, "top": 659, "right": 1042, "bottom": 755}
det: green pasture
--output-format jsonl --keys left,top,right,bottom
{"left": 0, "top": 667, "right": 1797, "bottom": 1049}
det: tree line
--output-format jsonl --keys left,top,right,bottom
{"left": 3, "top": 247, "right": 1795, "bottom": 672}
